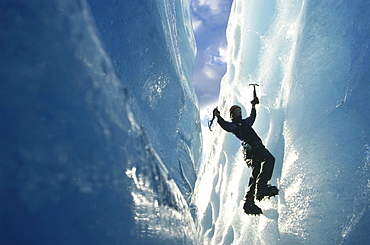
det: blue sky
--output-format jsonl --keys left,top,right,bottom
{"left": 190, "top": 0, "right": 234, "bottom": 109}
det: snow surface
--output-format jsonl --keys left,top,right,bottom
{"left": 1, "top": 0, "right": 369, "bottom": 245}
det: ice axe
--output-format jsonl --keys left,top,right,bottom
{"left": 208, "top": 107, "right": 218, "bottom": 131}
{"left": 249, "top": 83, "right": 259, "bottom": 104}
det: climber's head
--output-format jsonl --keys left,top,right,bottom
{"left": 229, "top": 105, "right": 242, "bottom": 120}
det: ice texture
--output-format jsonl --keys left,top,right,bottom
{"left": 194, "top": 0, "right": 370, "bottom": 244}
{"left": 0, "top": 0, "right": 199, "bottom": 244}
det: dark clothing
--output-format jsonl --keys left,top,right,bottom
{"left": 216, "top": 108, "right": 261, "bottom": 144}
{"left": 245, "top": 146, "right": 275, "bottom": 200}
{"left": 216, "top": 108, "right": 275, "bottom": 201}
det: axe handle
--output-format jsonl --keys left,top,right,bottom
{"left": 249, "top": 83, "right": 259, "bottom": 100}
{"left": 249, "top": 84, "right": 259, "bottom": 105}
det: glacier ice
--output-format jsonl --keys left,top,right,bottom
{"left": 0, "top": 0, "right": 199, "bottom": 244}
{"left": 88, "top": 0, "right": 201, "bottom": 205}
{"left": 194, "top": 0, "right": 370, "bottom": 244}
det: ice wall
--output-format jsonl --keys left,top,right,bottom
{"left": 88, "top": 0, "right": 201, "bottom": 203}
{"left": 0, "top": 1, "right": 199, "bottom": 244}
{"left": 194, "top": 0, "right": 370, "bottom": 244}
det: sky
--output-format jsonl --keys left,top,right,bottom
{"left": 190, "top": 0, "right": 234, "bottom": 157}
{"left": 190, "top": 0, "right": 234, "bottom": 109}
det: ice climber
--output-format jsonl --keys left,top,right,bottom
{"left": 212, "top": 96, "right": 278, "bottom": 215}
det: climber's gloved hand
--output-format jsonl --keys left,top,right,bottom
{"left": 213, "top": 108, "right": 220, "bottom": 117}
{"left": 251, "top": 97, "right": 259, "bottom": 105}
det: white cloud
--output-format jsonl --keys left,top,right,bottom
{"left": 203, "top": 45, "right": 227, "bottom": 66}
{"left": 203, "top": 66, "right": 216, "bottom": 79}
{"left": 218, "top": 46, "right": 228, "bottom": 63}
{"left": 191, "top": 18, "right": 202, "bottom": 32}
{"left": 198, "top": 0, "right": 222, "bottom": 15}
